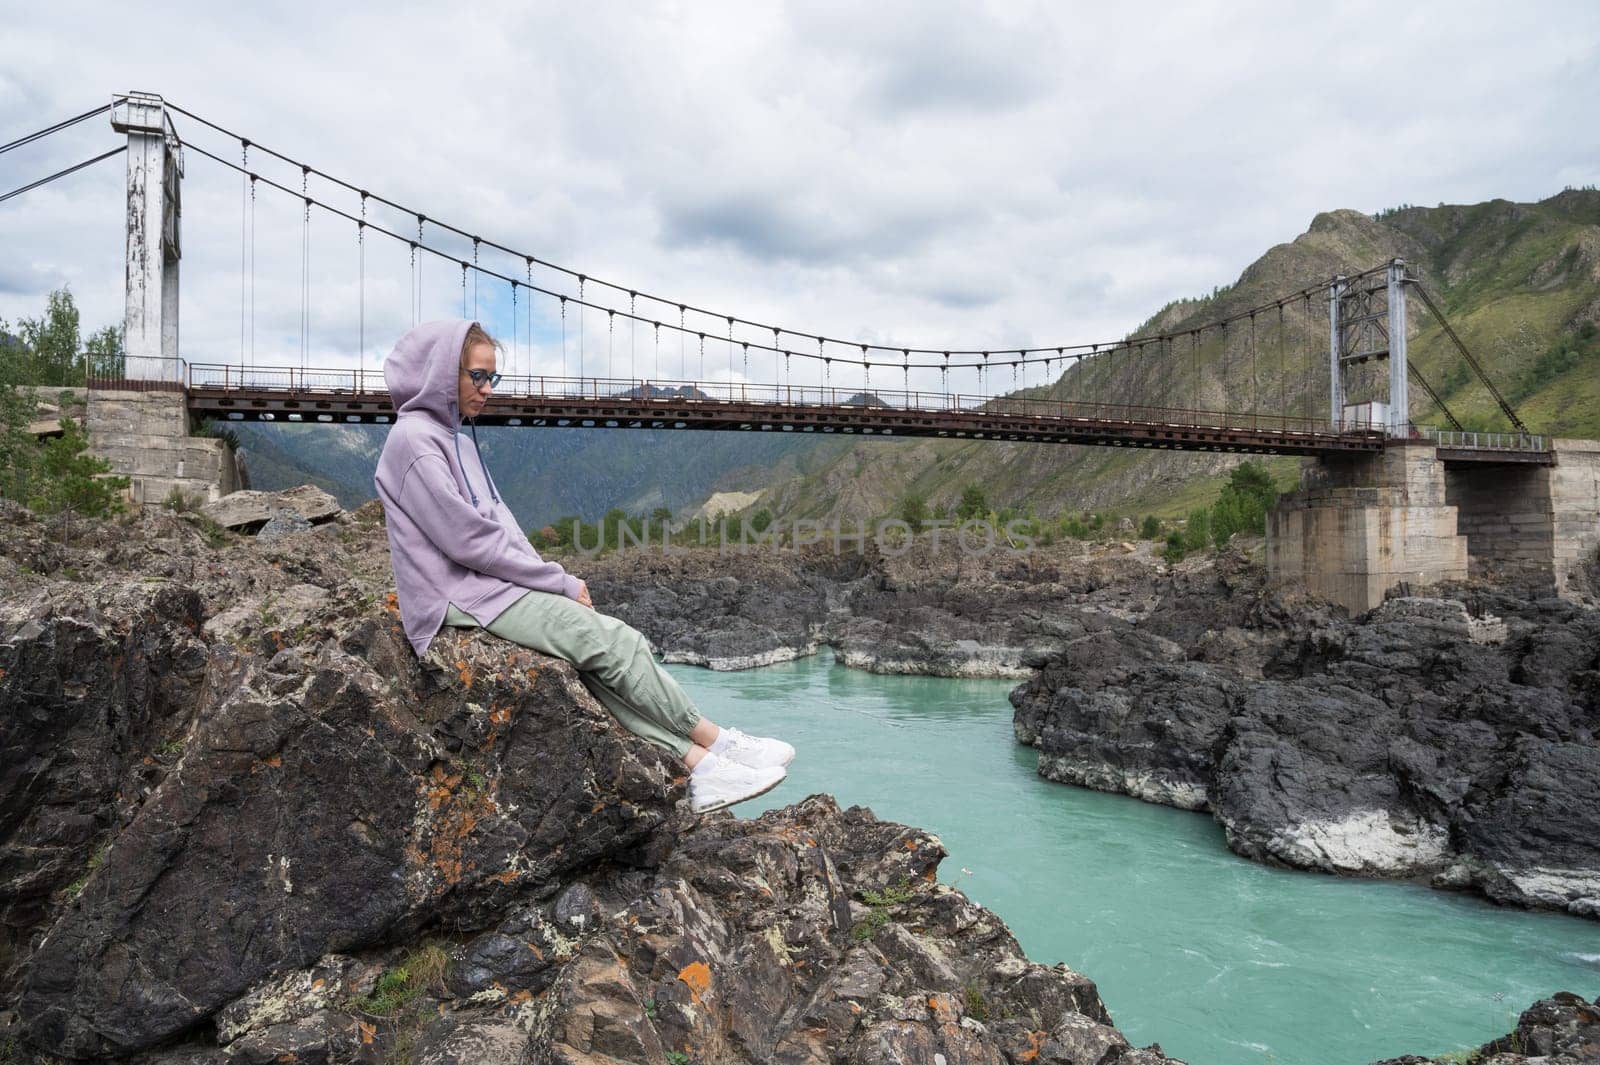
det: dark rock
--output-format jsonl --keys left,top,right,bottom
{"left": 1013, "top": 577, "right": 1600, "bottom": 916}
{"left": 552, "top": 881, "right": 600, "bottom": 934}
{"left": 6, "top": 539, "right": 681, "bottom": 1057}
{"left": 1371, "top": 990, "right": 1600, "bottom": 1064}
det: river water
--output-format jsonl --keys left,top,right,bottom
{"left": 667, "top": 648, "right": 1600, "bottom": 1065}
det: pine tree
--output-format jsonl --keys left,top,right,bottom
{"left": 26, "top": 416, "right": 128, "bottom": 541}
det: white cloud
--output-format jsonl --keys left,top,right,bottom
{"left": 1, "top": 0, "right": 1596, "bottom": 398}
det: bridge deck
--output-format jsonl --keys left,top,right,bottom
{"left": 181, "top": 384, "right": 1387, "bottom": 456}
{"left": 122, "top": 366, "right": 1549, "bottom": 462}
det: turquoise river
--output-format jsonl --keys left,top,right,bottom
{"left": 665, "top": 649, "right": 1600, "bottom": 1065}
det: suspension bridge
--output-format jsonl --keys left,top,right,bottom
{"left": 3, "top": 93, "right": 1597, "bottom": 612}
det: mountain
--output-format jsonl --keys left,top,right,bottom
{"left": 727, "top": 190, "right": 1600, "bottom": 524}
{"left": 226, "top": 417, "right": 849, "bottom": 528}
{"left": 230, "top": 190, "right": 1600, "bottom": 527}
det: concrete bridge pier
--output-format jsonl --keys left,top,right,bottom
{"left": 1443, "top": 439, "right": 1600, "bottom": 597}
{"left": 1268, "top": 440, "right": 1600, "bottom": 612}
{"left": 86, "top": 389, "right": 243, "bottom": 508}
{"left": 1267, "top": 442, "right": 1468, "bottom": 613}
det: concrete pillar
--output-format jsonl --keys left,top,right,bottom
{"left": 110, "top": 92, "right": 182, "bottom": 383}
{"left": 1549, "top": 438, "right": 1600, "bottom": 596}
{"left": 1442, "top": 439, "right": 1600, "bottom": 597}
{"left": 1444, "top": 462, "right": 1555, "bottom": 591}
{"left": 1267, "top": 441, "right": 1468, "bottom": 613}
{"left": 86, "top": 390, "right": 241, "bottom": 507}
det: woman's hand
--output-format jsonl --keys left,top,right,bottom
{"left": 575, "top": 579, "right": 593, "bottom": 609}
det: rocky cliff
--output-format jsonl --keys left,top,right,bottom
{"left": 0, "top": 498, "right": 1181, "bottom": 1064}
{"left": 1009, "top": 553, "right": 1600, "bottom": 919}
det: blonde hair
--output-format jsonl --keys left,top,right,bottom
{"left": 460, "top": 322, "right": 502, "bottom": 363}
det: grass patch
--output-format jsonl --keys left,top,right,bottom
{"left": 963, "top": 982, "right": 989, "bottom": 1021}
{"left": 65, "top": 841, "right": 110, "bottom": 898}
{"left": 179, "top": 511, "right": 228, "bottom": 549}
{"left": 852, "top": 878, "right": 917, "bottom": 942}
{"left": 357, "top": 942, "right": 451, "bottom": 1017}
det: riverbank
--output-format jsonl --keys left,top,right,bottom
{"left": 580, "top": 534, "right": 1600, "bottom": 920}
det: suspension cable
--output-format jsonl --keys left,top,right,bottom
{"left": 1408, "top": 280, "right": 1529, "bottom": 433}
{"left": 0, "top": 103, "right": 113, "bottom": 155}
{"left": 0, "top": 146, "right": 125, "bottom": 204}
{"left": 168, "top": 100, "right": 1393, "bottom": 369}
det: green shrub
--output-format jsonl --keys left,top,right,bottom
{"left": 1209, "top": 461, "right": 1277, "bottom": 547}
{"left": 1182, "top": 508, "right": 1211, "bottom": 552}
{"left": 1162, "top": 530, "right": 1187, "bottom": 564}
{"left": 955, "top": 485, "right": 988, "bottom": 522}
{"left": 26, "top": 416, "right": 128, "bottom": 540}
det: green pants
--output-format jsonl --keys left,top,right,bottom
{"left": 443, "top": 591, "right": 701, "bottom": 757}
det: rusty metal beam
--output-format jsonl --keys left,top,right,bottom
{"left": 184, "top": 385, "right": 1386, "bottom": 456}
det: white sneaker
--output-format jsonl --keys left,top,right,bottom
{"left": 689, "top": 755, "right": 787, "bottom": 814}
{"left": 716, "top": 727, "right": 796, "bottom": 771}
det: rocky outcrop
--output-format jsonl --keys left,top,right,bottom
{"left": 200, "top": 485, "right": 342, "bottom": 531}
{"left": 0, "top": 498, "right": 1179, "bottom": 1063}
{"left": 1012, "top": 558, "right": 1600, "bottom": 918}
{"left": 582, "top": 539, "right": 1166, "bottom": 678}
{"left": 1373, "top": 991, "right": 1599, "bottom": 1064}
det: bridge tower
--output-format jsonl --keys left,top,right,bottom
{"left": 1328, "top": 258, "right": 1408, "bottom": 435}
{"left": 87, "top": 93, "right": 240, "bottom": 506}
{"left": 110, "top": 92, "right": 183, "bottom": 383}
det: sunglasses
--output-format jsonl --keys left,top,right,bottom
{"left": 463, "top": 368, "right": 503, "bottom": 388}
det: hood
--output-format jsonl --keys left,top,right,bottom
{"left": 384, "top": 318, "right": 473, "bottom": 426}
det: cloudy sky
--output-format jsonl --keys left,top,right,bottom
{"left": 2, "top": 0, "right": 1597, "bottom": 395}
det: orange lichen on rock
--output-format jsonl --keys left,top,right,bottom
{"left": 1014, "top": 1030, "right": 1046, "bottom": 1063}
{"left": 383, "top": 592, "right": 399, "bottom": 613}
{"left": 676, "top": 960, "right": 712, "bottom": 1005}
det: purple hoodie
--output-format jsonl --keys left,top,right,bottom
{"left": 373, "top": 319, "right": 580, "bottom": 656}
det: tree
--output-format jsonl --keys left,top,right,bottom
{"left": 26, "top": 416, "right": 128, "bottom": 540}
{"left": 16, "top": 288, "right": 82, "bottom": 386}
{"left": 1209, "top": 461, "right": 1278, "bottom": 547}
{"left": 897, "top": 493, "right": 928, "bottom": 532}
{"left": 1162, "top": 529, "right": 1187, "bottom": 564}
{"left": 955, "top": 485, "right": 988, "bottom": 523}
{"left": 1139, "top": 515, "right": 1162, "bottom": 540}
{"left": 86, "top": 324, "right": 125, "bottom": 382}
{"left": 1182, "top": 507, "right": 1211, "bottom": 552}
{"left": 0, "top": 380, "right": 38, "bottom": 505}
{"left": 749, "top": 508, "right": 773, "bottom": 533}
{"left": 0, "top": 326, "right": 41, "bottom": 504}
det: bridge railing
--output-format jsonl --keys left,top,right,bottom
{"left": 182, "top": 363, "right": 1355, "bottom": 438}
{"left": 1418, "top": 427, "right": 1548, "bottom": 452}
{"left": 88, "top": 356, "right": 188, "bottom": 392}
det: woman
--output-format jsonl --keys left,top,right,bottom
{"left": 372, "top": 318, "right": 793, "bottom": 814}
